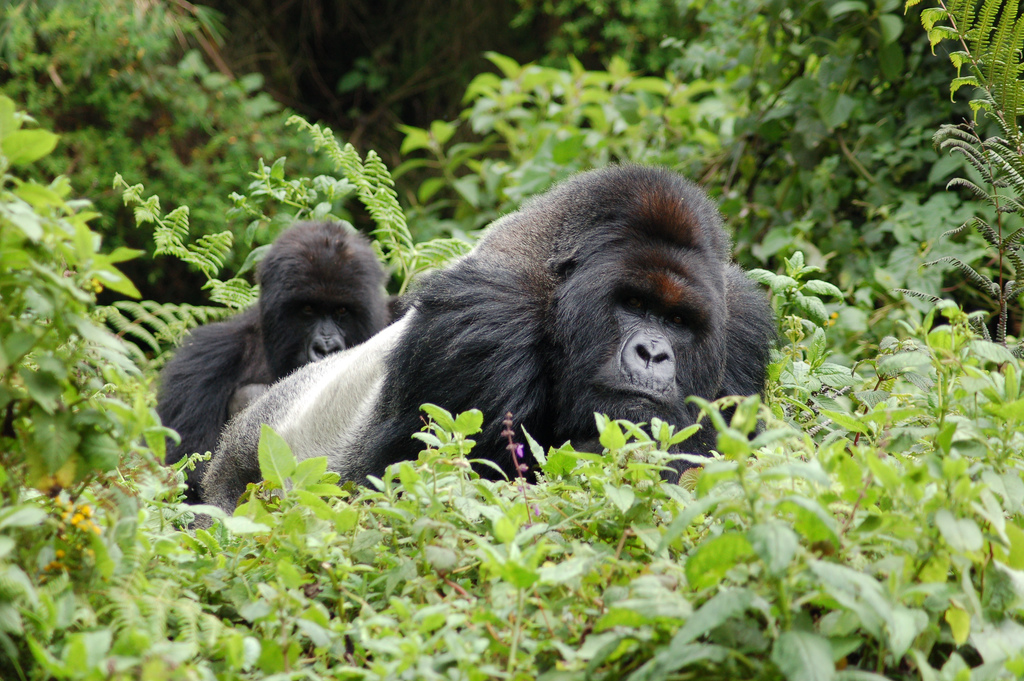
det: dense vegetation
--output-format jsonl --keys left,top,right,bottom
{"left": 2, "top": 0, "right": 1024, "bottom": 679}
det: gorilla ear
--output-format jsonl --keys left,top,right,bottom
{"left": 548, "top": 256, "right": 577, "bottom": 282}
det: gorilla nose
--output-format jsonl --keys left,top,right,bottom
{"left": 621, "top": 331, "right": 675, "bottom": 387}
{"left": 308, "top": 334, "right": 345, "bottom": 361}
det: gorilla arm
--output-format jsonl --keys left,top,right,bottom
{"left": 199, "top": 312, "right": 414, "bottom": 514}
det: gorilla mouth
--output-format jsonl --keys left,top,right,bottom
{"left": 595, "top": 383, "right": 676, "bottom": 409}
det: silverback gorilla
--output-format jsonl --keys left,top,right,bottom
{"left": 200, "top": 166, "right": 774, "bottom": 512}
{"left": 158, "top": 221, "right": 390, "bottom": 503}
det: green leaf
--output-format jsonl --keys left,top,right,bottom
{"left": 685, "top": 532, "right": 753, "bottom": 590}
{"left": 1, "top": 129, "right": 58, "bottom": 165}
{"left": 598, "top": 419, "right": 627, "bottom": 451}
{"left": 222, "top": 516, "right": 272, "bottom": 533}
{"left": 944, "top": 606, "right": 970, "bottom": 645}
{"left": 878, "top": 14, "right": 903, "bottom": 45}
{"left": 605, "top": 484, "right": 636, "bottom": 514}
{"left": 453, "top": 409, "right": 484, "bottom": 436}
{"left": 493, "top": 515, "right": 517, "bottom": 544}
{"left": 771, "top": 631, "right": 835, "bottom": 681}
{"left": 541, "top": 443, "right": 577, "bottom": 477}
{"left": 671, "top": 588, "right": 753, "bottom": 646}
{"left": 424, "top": 545, "right": 458, "bottom": 574}
{"left": 968, "top": 340, "right": 1016, "bottom": 365}
{"left": 819, "top": 409, "right": 868, "bottom": 434}
{"left": 290, "top": 456, "right": 328, "bottom": 490}
{"left": 257, "top": 424, "right": 296, "bottom": 488}
{"left": 827, "top": 1, "right": 868, "bottom": 17}
{"left": 935, "top": 509, "right": 983, "bottom": 553}
{"left": 0, "top": 505, "right": 46, "bottom": 530}
{"left": 484, "top": 52, "right": 522, "bottom": 79}
{"left": 421, "top": 403, "right": 455, "bottom": 432}
{"left": 748, "top": 522, "right": 799, "bottom": 576}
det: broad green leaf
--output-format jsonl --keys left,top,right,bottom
{"left": 257, "top": 424, "right": 296, "bottom": 487}
{"left": 424, "top": 545, "right": 458, "bottom": 573}
{"left": 452, "top": 408, "right": 484, "bottom": 436}
{"left": 935, "top": 509, "right": 982, "bottom": 553}
{"left": 776, "top": 496, "right": 839, "bottom": 546}
{"left": 771, "top": 631, "right": 835, "bottom": 681}
{"left": 484, "top": 51, "right": 522, "bottom": 78}
{"left": 429, "top": 119, "right": 456, "bottom": 146}
{"left": 819, "top": 409, "right": 867, "bottom": 434}
{"left": 605, "top": 484, "right": 636, "bottom": 514}
{"left": 944, "top": 606, "right": 970, "bottom": 645}
{"left": 2, "top": 129, "right": 58, "bottom": 165}
{"left": 878, "top": 14, "right": 903, "bottom": 45}
{"left": 671, "top": 588, "right": 753, "bottom": 646}
{"left": 599, "top": 418, "right": 627, "bottom": 451}
{"left": 290, "top": 456, "right": 328, "bottom": 490}
{"left": 222, "top": 516, "right": 272, "bottom": 534}
{"left": 827, "top": 1, "right": 867, "bottom": 17}
{"left": 0, "top": 506, "right": 46, "bottom": 530}
{"left": 749, "top": 522, "right": 799, "bottom": 576}
{"left": 685, "top": 532, "right": 753, "bottom": 590}
{"left": 493, "top": 515, "right": 517, "bottom": 544}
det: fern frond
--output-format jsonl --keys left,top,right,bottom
{"left": 287, "top": 116, "right": 418, "bottom": 267}
{"left": 941, "top": 139, "right": 994, "bottom": 179}
{"left": 414, "top": 238, "right": 473, "bottom": 265}
{"left": 101, "top": 300, "right": 235, "bottom": 365}
{"left": 969, "top": 313, "right": 993, "bottom": 341}
{"left": 1006, "top": 247, "right": 1024, "bottom": 279}
{"left": 204, "top": 278, "right": 258, "bottom": 310}
{"left": 892, "top": 288, "right": 943, "bottom": 303}
{"left": 1007, "top": 226, "right": 1024, "bottom": 245}
{"left": 939, "top": 221, "right": 971, "bottom": 240}
{"left": 969, "top": 216, "right": 1001, "bottom": 248}
{"left": 187, "top": 231, "right": 234, "bottom": 279}
{"left": 945, "top": 176, "right": 990, "bottom": 201}
{"left": 985, "top": 136, "right": 1024, "bottom": 195}
{"left": 149, "top": 205, "right": 192, "bottom": 262}
{"left": 925, "top": 255, "right": 1000, "bottom": 295}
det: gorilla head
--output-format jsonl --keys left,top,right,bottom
{"left": 200, "top": 166, "right": 774, "bottom": 511}
{"left": 157, "top": 221, "right": 390, "bottom": 503}
{"left": 257, "top": 223, "right": 390, "bottom": 378}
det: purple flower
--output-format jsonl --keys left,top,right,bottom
{"left": 515, "top": 443, "right": 525, "bottom": 459}
{"left": 531, "top": 504, "right": 541, "bottom": 517}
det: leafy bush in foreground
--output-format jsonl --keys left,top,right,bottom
{"left": 171, "top": 306, "right": 1024, "bottom": 680}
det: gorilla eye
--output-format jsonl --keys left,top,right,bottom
{"left": 301, "top": 305, "right": 315, "bottom": 316}
{"left": 336, "top": 306, "right": 348, "bottom": 317}
{"left": 626, "top": 296, "right": 644, "bottom": 310}
{"left": 671, "top": 314, "right": 685, "bottom": 325}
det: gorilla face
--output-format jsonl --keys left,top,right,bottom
{"left": 258, "top": 224, "right": 389, "bottom": 379}
{"left": 548, "top": 233, "right": 729, "bottom": 449}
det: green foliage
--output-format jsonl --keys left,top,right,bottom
{"left": 0, "top": 0, "right": 326, "bottom": 296}
{"left": 397, "top": 1, "right": 987, "bottom": 354}
{"left": 113, "top": 174, "right": 250, "bottom": 310}
{"left": 512, "top": 0, "right": 688, "bottom": 72}
{"left": 898, "top": 1, "right": 1024, "bottom": 354}
{"left": 908, "top": 0, "right": 1024, "bottom": 136}
{"left": 0, "top": 95, "right": 163, "bottom": 492}
{"left": 397, "top": 51, "right": 729, "bottom": 241}
{"left": 76, "top": 312, "right": 1024, "bottom": 681}
{"left": 291, "top": 117, "right": 472, "bottom": 293}
{"left": 7, "top": 2, "right": 1024, "bottom": 679}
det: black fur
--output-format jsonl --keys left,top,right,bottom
{"left": 158, "top": 221, "right": 389, "bottom": 502}
{"left": 351, "top": 165, "right": 774, "bottom": 480}
{"left": 200, "top": 166, "right": 774, "bottom": 511}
